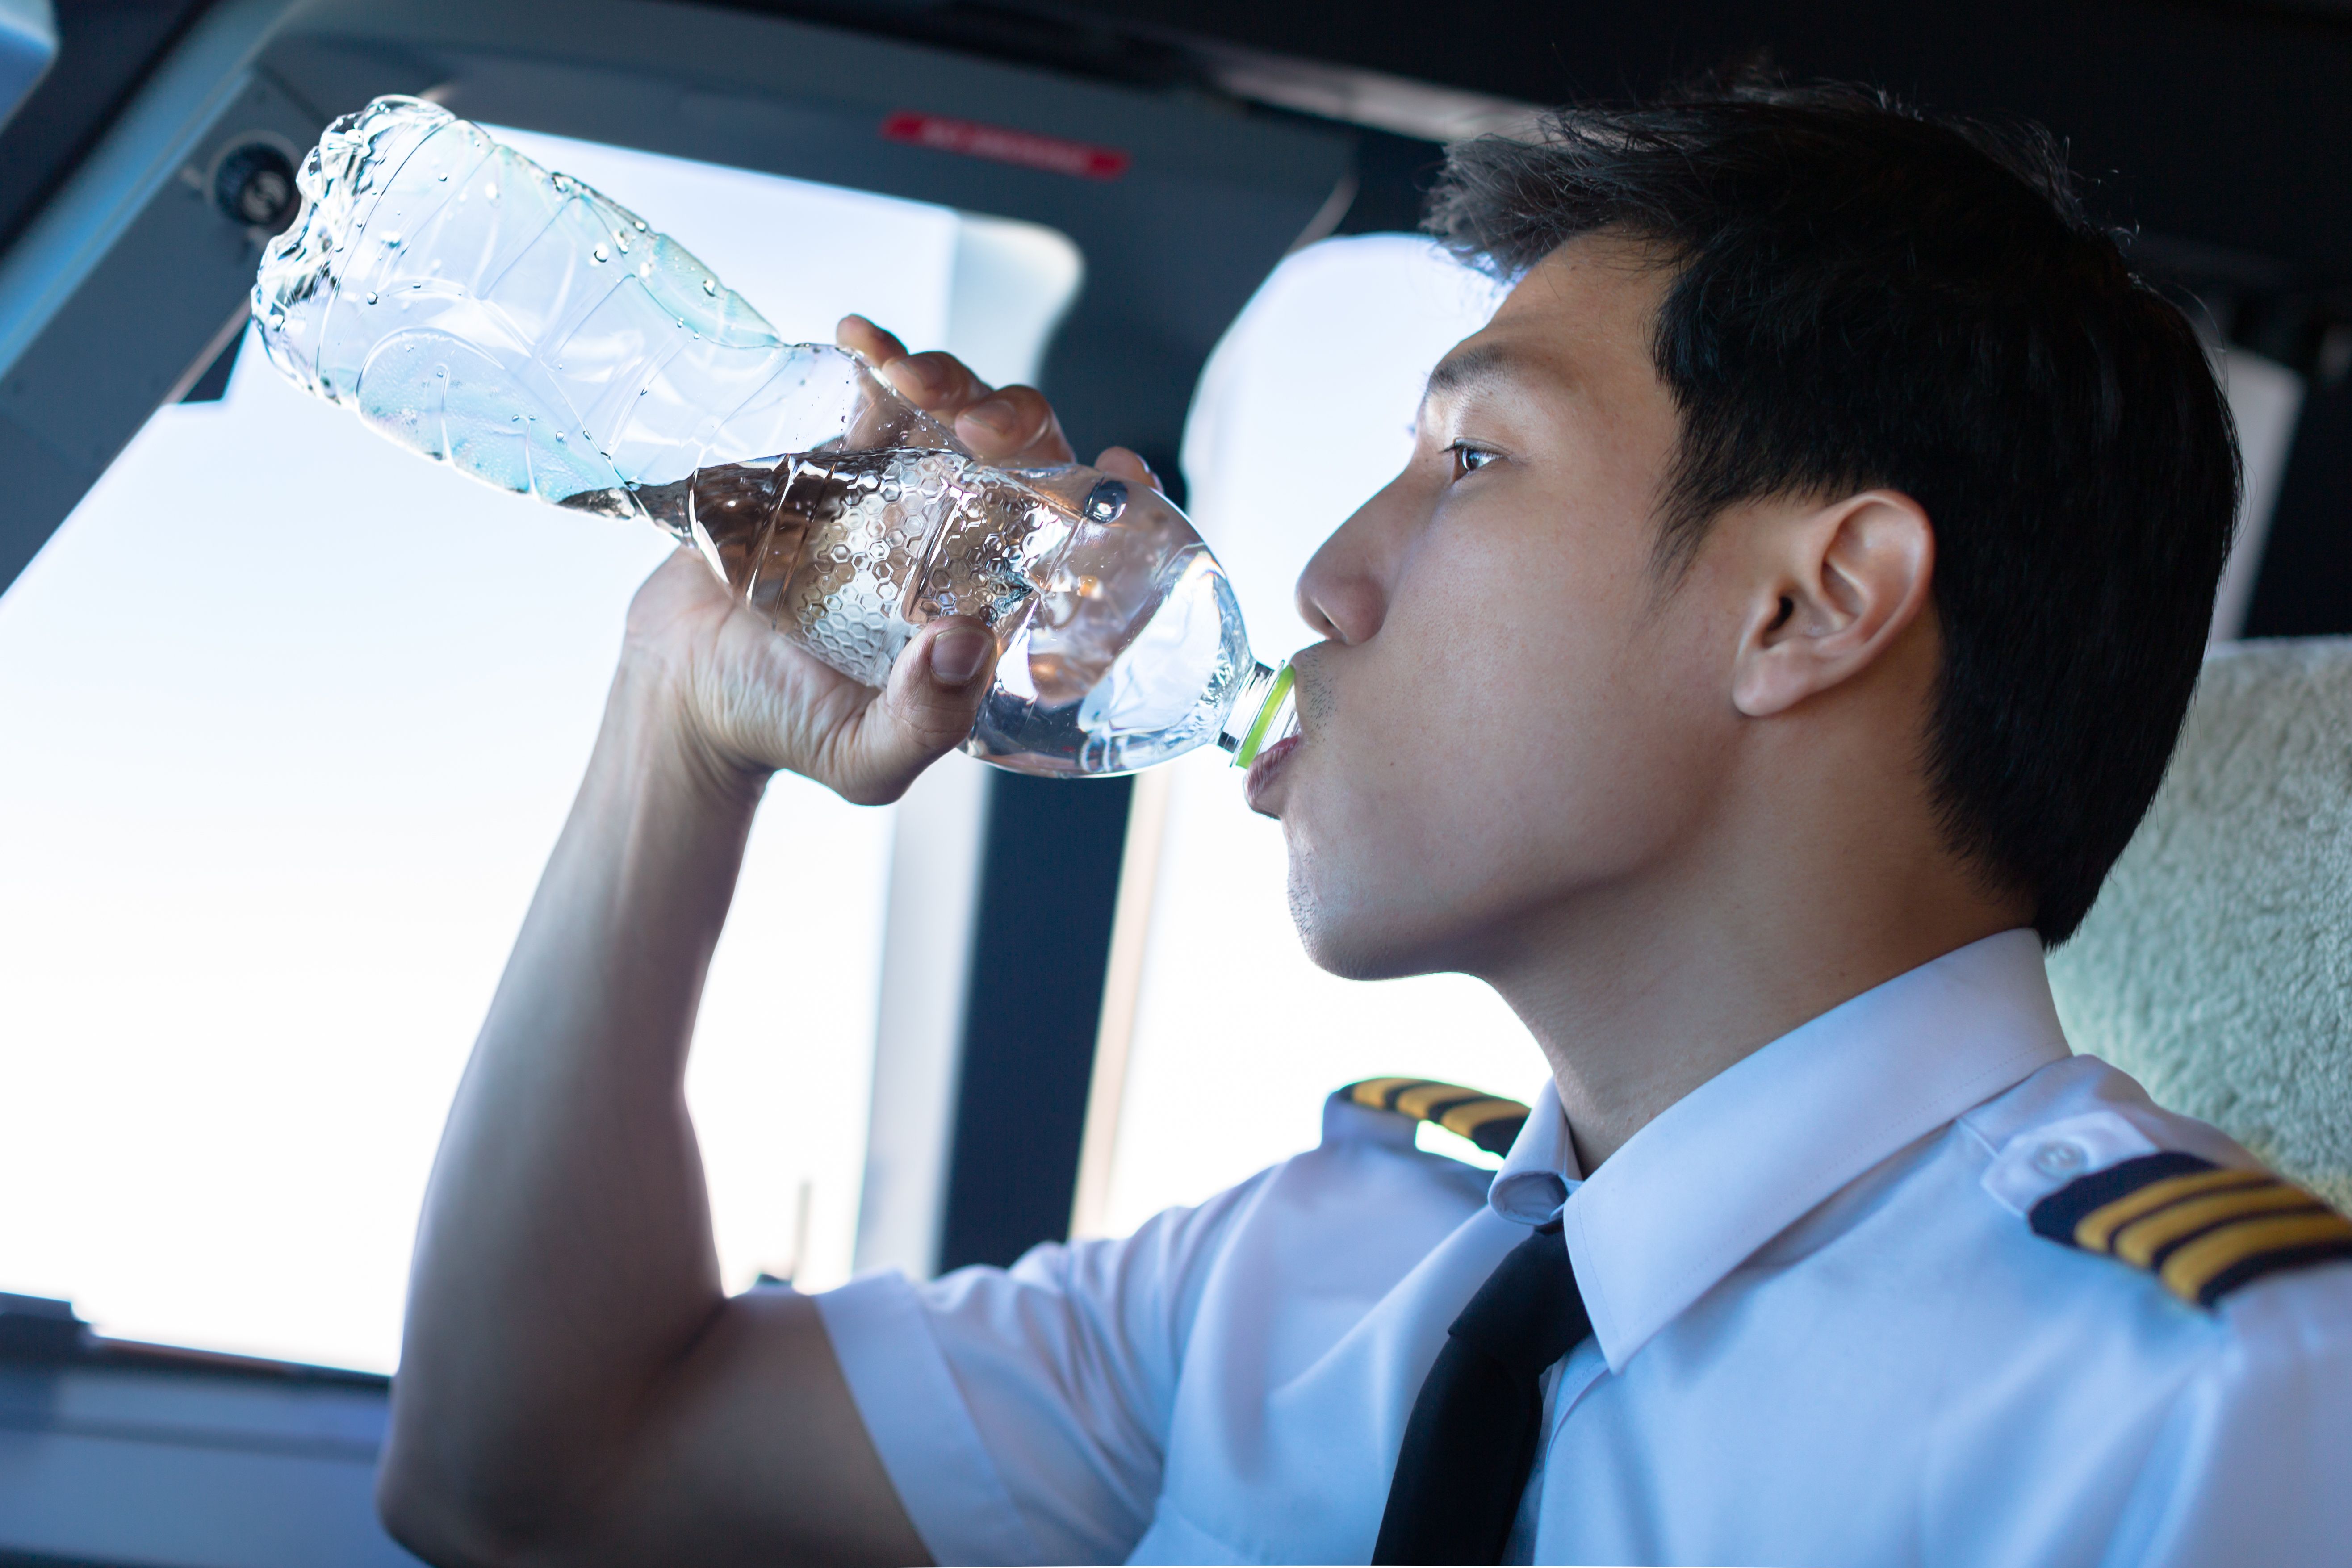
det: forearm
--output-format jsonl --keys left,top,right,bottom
{"left": 382, "top": 657, "right": 767, "bottom": 1551}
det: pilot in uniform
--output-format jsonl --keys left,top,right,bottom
{"left": 814, "top": 930, "right": 2352, "bottom": 1564}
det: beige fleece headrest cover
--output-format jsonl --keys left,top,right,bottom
{"left": 2049, "top": 637, "right": 2352, "bottom": 1210}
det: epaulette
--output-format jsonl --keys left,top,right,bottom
{"left": 1345, "top": 1078, "right": 1530, "bottom": 1157}
{"left": 2030, "top": 1151, "right": 2352, "bottom": 1308}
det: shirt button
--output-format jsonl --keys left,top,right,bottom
{"left": 2033, "top": 1140, "right": 2089, "bottom": 1177}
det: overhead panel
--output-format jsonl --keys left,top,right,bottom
{"left": 0, "top": 0, "right": 1348, "bottom": 590}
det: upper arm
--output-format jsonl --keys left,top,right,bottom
{"left": 813, "top": 1179, "right": 1271, "bottom": 1566}
{"left": 555, "top": 1288, "right": 930, "bottom": 1568}
{"left": 431, "top": 1175, "right": 1258, "bottom": 1568}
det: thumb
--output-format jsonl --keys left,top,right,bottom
{"left": 832, "top": 619, "right": 998, "bottom": 803}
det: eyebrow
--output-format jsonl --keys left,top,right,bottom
{"left": 1422, "top": 344, "right": 1524, "bottom": 403}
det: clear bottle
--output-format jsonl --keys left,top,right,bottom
{"left": 251, "top": 96, "right": 1295, "bottom": 778}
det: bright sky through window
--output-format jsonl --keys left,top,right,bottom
{"left": 0, "top": 128, "right": 1076, "bottom": 1372}
{"left": 1092, "top": 236, "right": 1538, "bottom": 1235}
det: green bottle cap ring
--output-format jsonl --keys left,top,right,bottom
{"left": 1232, "top": 663, "right": 1297, "bottom": 770}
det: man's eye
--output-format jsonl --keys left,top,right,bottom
{"left": 1449, "top": 443, "right": 1497, "bottom": 479}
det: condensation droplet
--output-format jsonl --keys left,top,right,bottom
{"left": 592, "top": 244, "right": 609, "bottom": 263}
{"left": 364, "top": 290, "right": 378, "bottom": 304}
{"left": 701, "top": 277, "right": 717, "bottom": 296}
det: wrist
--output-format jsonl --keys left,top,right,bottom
{"left": 602, "top": 652, "right": 772, "bottom": 823}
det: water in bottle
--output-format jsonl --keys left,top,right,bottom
{"left": 251, "top": 96, "right": 1295, "bottom": 777}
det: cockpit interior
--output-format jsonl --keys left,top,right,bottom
{"left": 1, "top": 2, "right": 2347, "bottom": 1563}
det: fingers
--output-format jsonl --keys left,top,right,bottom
{"left": 837, "top": 314, "right": 1076, "bottom": 468}
{"left": 836, "top": 314, "right": 909, "bottom": 368}
{"left": 1093, "top": 446, "right": 1163, "bottom": 493}
{"left": 829, "top": 618, "right": 998, "bottom": 804}
{"left": 957, "top": 385, "right": 1073, "bottom": 468}
{"left": 879, "top": 349, "right": 993, "bottom": 413}
{"left": 841, "top": 317, "right": 989, "bottom": 415}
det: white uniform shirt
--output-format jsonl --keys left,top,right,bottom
{"left": 816, "top": 931, "right": 2352, "bottom": 1565}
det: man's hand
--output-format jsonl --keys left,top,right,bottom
{"left": 621, "top": 315, "right": 1104, "bottom": 807}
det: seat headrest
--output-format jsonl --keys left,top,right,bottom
{"left": 2049, "top": 637, "right": 2352, "bottom": 1210}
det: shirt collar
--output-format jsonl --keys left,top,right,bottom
{"left": 1489, "top": 1077, "right": 1580, "bottom": 1225}
{"left": 1490, "top": 928, "right": 2069, "bottom": 1371}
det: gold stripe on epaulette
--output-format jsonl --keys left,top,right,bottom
{"left": 2112, "top": 1183, "right": 2326, "bottom": 1267}
{"left": 1437, "top": 1099, "right": 1534, "bottom": 1140}
{"left": 2075, "top": 1167, "right": 2268, "bottom": 1251}
{"left": 2033, "top": 1152, "right": 2352, "bottom": 1308}
{"left": 1394, "top": 1081, "right": 1487, "bottom": 1120}
{"left": 2161, "top": 1210, "right": 2352, "bottom": 1304}
{"left": 1342, "top": 1077, "right": 1533, "bottom": 1158}
{"left": 1350, "top": 1078, "right": 1426, "bottom": 1112}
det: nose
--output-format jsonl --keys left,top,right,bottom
{"left": 1295, "top": 477, "right": 1402, "bottom": 645}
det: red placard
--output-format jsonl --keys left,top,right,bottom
{"left": 881, "top": 111, "right": 1131, "bottom": 181}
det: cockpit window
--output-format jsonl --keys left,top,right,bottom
{"left": 0, "top": 128, "right": 1081, "bottom": 1371}
{"left": 1076, "top": 235, "right": 1542, "bottom": 1238}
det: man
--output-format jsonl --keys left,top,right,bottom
{"left": 376, "top": 84, "right": 2351, "bottom": 1566}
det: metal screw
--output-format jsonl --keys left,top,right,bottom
{"left": 214, "top": 142, "right": 300, "bottom": 232}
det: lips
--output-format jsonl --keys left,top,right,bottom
{"left": 1244, "top": 732, "right": 1301, "bottom": 814}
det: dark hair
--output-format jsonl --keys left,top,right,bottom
{"left": 1425, "top": 81, "right": 2239, "bottom": 945}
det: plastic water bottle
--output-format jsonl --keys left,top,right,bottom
{"left": 251, "top": 96, "right": 1297, "bottom": 778}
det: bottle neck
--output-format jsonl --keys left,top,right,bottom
{"left": 1218, "top": 661, "right": 1298, "bottom": 769}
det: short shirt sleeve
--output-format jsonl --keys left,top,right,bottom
{"left": 814, "top": 1173, "right": 1269, "bottom": 1566}
{"left": 2097, "top": 1265, "right": 2352, "bottom": 1568}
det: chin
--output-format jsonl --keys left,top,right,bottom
{"left": 1287, "top": 862, "right": 1461, "bottom": 983}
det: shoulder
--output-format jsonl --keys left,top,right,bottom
{"left": 1219, "top": 1078, "right": 1508, "bottom": 1234}
{"left": 1953, "top": 1053, "right": 2352, "bottom": 1332}
{"left": 962, "top": 1078, "right": 1508, "bottom": 1318}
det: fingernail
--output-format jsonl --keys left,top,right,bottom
{"left": 929, "top": 627, "right": 989, "bottom": 685}
{"left": 960, "top": 397, "right": 1017, "bottom": 438}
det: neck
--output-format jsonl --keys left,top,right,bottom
{"left": 1483, "top": 770, "right": 2031, "bottom": 1175}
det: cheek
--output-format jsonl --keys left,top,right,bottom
{"left": 1283, "top": 504, "right": 1733, "bottom": 962}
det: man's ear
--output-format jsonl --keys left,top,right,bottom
{"left": 1731, "top": 490, "right": 1935, "bottom": 718}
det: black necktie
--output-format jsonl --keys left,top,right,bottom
{"left": 1373, "top": 1221, "right": 1590, "bottom": 1565}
